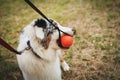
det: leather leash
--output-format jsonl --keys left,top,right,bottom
{"left": 0, "top": 37, "right": 21, "bottom": 54}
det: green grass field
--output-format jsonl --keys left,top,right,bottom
{"left": 0, "top": 0, "right": 120, "bottom": 80}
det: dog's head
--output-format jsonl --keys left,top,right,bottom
{"left": 34, "top": 18, "right": 76, "bottom": 49}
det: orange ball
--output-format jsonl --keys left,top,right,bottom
{"left": 61, "top": 35, "right": 73, "bottom": 48}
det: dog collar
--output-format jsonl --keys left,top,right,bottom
{"left": 27, "top": 41, "right": 43, "bottom": 59}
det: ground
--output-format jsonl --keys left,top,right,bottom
{"left": 0, "top": 0, "right": 120, "bottom": 80}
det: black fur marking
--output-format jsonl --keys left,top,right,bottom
{"left": 34, "top": 19, "right": 47, "bottom": 29}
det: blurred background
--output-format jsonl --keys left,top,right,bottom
{"left": 0, "top": 0, "right": 120, "bottom": 80}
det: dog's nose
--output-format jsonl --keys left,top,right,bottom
{"left": 72, "top": 28, "right": 76, "bottom": 35}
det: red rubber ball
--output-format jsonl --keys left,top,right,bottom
{"left": 61, "top": 35, "right": 73, "bottom": 48}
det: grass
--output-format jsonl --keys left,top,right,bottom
{"left": 0, "top": 0, "right": 120, "bottom": 80}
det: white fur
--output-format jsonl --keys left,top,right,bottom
{"left": 17, "top": 19, "right": 74, "bottom": 80}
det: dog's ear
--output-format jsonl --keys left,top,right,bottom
{"left": 34, "top": 18, "right": 52, "bottom": 49}
{"left": 34, "top": 18, "right": 47, "bottom": 29}
{"left": 41, "top": 34, "right": 51, "bottom": 49}
{"left": 34, "top": 18, "right": 47, "bottom": 40}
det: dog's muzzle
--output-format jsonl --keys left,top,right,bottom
{"left": 43, "top": 19, "right": 76, "bottom": 49}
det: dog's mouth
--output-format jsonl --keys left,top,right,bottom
{"left": 56, "top": 34, "right": 73, "bottom": 49}
{"left": 56, "top": 39, "right": 70, "bottom": 49}
{"left": 55, "top": 28, "right": 76, "bottom": 49}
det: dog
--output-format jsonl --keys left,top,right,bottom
{"left": 17, "top": 18, "right": 76, "bottom": 80}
